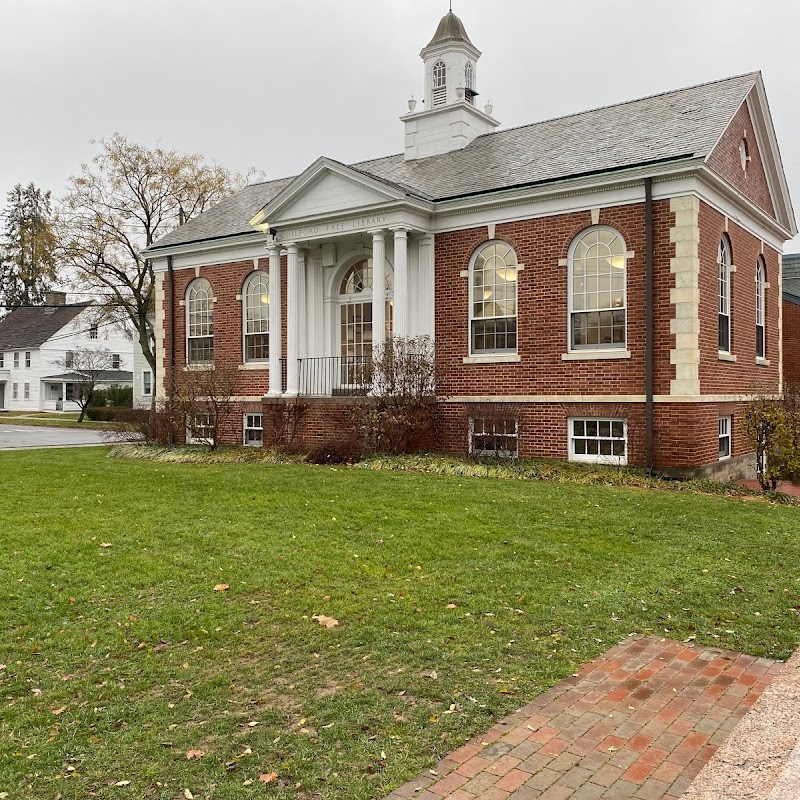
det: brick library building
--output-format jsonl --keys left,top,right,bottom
{"left": 146, "top": 11, "right": 797, "bottom": 478}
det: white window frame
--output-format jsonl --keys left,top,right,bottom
{"left": 243, "top": 413, "right": 264, "bottom": 447}
{"left": 569, "top": 417, "right": 627, "bottom": 465}
{"left": 89, "top": 324, "right": 98, "bottom": 340}
{"left": 568, "top": 226, "right": 628, "bottom": 352}
{"left": 464, "top": 61, "right": 474, "bottom": 90}
{"left": 0, "top": 353, "right": 4, "bottom": 368}
{"left": 12, "top": 383, "right": 18, "bottom": 400}
{"left": 13, "top": 352, "right": 19, "bottom": 368}
{"left": 243, "top": 271, "right": 270, "bottom": 363}
{"left": 186, "top": 278, "right": 214, "bottom": 365}
{"left": 718, "top": 237, "right": 732, "bottom": 354}
{"left": 24, "top": 352, "right": 31, "bottom": 368}
{"left": 432, "top": 60, "right": 447, "bottom": 107}
{"left": 469, "top": 240, "right": 519, "bottom": 356}
{"left": 756, "top": 258, "right": 766, "bottom": 359}
{"left": 112, "top": 353, "right": 121, "bottom": 370}
{"left": 719, "top": 416, "right": 732, "bottom": 461}
{"left": 187, "top": 412, "right": 214, "bottom": 446}
{"left": 142, "top": 370, "right": 152, "bottom": 396}
{"left": 23, "top": 382, "right": 30, "bottom": 400}
{"left": 469, "top": 417, "right": 519, "bottom": 458}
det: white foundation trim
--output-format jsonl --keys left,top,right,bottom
{"left": 463, "top": 354, "right": 521, "bottom": 364}
{"left": 444, "top": 394, "right": 772, "bottom": 404}
{"left": 561, "top": 350, "right": 631, "bottom": 361}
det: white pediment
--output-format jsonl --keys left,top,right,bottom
{"left": 251, "top": 158, "right": 407, "bottom": 230}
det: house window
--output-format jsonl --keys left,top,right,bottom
{"left": 23, "top": 383, "right": 30, "bottom": 400}
{"left": 142, "top": 371, "right": 152, "bottom": 396}
{"left": 470, "top": 240, "right": 518, "bottom": 355}
{"left": 0, "top": 353, "right": 4, "bottom": 368}
{"left": 112, "top": 354, "right": 121, "bottom": 370}
{"left": 243, "top": 271, "right": 269, "bottom": 362}
{"left": 470, "top": 417, "right": 518, "bottom": 458}
{"left": 756, "top": 257, "right": 766, "bottom": 359}
{"left": 244, "top": 413, "right": 263, "bottom": 447}
{"left": 718, "top": 236, "right": 732, "bottom": 353}
{"left": 719, "top": 416, "right": 732, "bottom": 460}
{"left": 25, "top": 352, "right": 31, "bottom": 367}
{"left": 569, "top": 227, "right": 627, "bottom": 350}
{"left": 432, "top": 60, "right": 447, "bottom": 107}
{"left": 65, "top": 350, "right": 75, "bottom": 369}
{"left": 569, "top": 418, "right": 627, "bottom": 465}
{"left": 13, "top": 352, "right": 19, "bottom": 368}
{"left": 89, "top": 324, "right": 98, "bottom": 340}
{"left": 12, "top": 383, "right": 18, "bottom": 400}
{"left": 65, "top": 383, "right": 74, "bottom": 402}
{"left": 187, "top": 278, "right": 214, "bottom": 364}
{"left": 187, "top": 412, "right": 214, "bottom": 445}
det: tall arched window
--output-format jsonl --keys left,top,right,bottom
{"left": 756, "top": 257, "right": 766, "bottom": 359}
{"left": 432, "top": 60, "right": 447, "bottom": 107}
{"left": 569, "top": 227, "right": 627, "bottom": 350}
{"left": 339, "top": 259, "right": 393, "bottom": 365}
{"left": 186, "top": 278, "right": 213, "bottom": 364}
{"left": 464, "top": 62, "right": 474, "bottom": 90}
{"left": 470, "top": 241, "right": 518, "bottom": 355}
{"left": 718, "top": 237, "right": 732, "bottom": 353}
{"left": 243, "top": 271, "right": 269, "bottom": 362}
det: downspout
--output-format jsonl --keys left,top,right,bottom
{"left": 167, "top": 255, "right": 176, "bottom": 399}
{"left": 644, "top": 178, "right": 655, "bottom": 472}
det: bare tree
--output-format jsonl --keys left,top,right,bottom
{"left": 59, "top": 134, "right": 253, "bottom": 395}
{"left": 174, "top": 365, "right": 240, "bottom": 451}
{"left": 54, "top": 347, "right": 115, "bottom": 422}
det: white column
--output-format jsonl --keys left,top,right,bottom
{"left": 267, "top": 243, "right": 282, "bottom": 396}
{"left": 391, "top": 227, "right": 410, "bottom": 337}
{"left": 285, "top": 242, "right": 301, "bottom": 395}
{"left": 418, "top": 234, "right": 435, "bottom": 339}
{"left": 370, "top": 230, "right": 386, "bottom": 351}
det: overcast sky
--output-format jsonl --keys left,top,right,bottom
{"left": 2, "top": 0, "right": 799, "bottom": 250}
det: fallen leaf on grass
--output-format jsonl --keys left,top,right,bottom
{"left": 423, "top": 670, "right": 438, "bottom": 680}
{"left": 213, "top": 584, "right": 229, "bottom": 592}
{"left": 51, "top": 706, "right": 67, "bottom": 716}
{"left": 446, "top": 603, "right": 458, "bottom": 609}
{"left": 114, "top": 780, "right": 130, "bottom": 787}
{"left": 100, "top": 543, "right": 113, "bottom": 548}
{"left": 312, "top": 614, "right": 339, "bottom": 628}
{"left": 259, "top": 772, "right": 278, "bottom": 783}
{"left": 186, "top": 749, "right": 205, "bottom": 760}
{"left": 183, "top": 790, "right": 194, "bottom": 800}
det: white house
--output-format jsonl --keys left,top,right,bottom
{"left": 0, "top": 292, "right": 140, "bottom": 413}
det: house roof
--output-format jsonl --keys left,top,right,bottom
{"left": 783, "top": 253, "right": 800, "bottom": 299}
{"left": 148, "top": 72, "right": 762, "bottom": 252}
{"left": 0, "top": 304, "right": 89, "bottom": 351}
{"left": 42, "top": 370, "right": 133, "bottom": 382}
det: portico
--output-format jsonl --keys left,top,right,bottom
{"left": 250, "top": 158, "right": 435, "bottom": 397}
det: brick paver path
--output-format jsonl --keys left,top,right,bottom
{"left": 385, "top": 635, "right": 782, "bottom": 800}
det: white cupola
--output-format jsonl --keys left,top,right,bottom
{"left": 402, "top": 10, "right": 499, "bottom": 161}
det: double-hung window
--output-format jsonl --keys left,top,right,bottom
{"left": 469, "top": 417, "right": 518, "bottom": 458}
{"left": 470, "top": 241, "right": 518, "bottom": 355}
{"left": 23, "top": 383, "right": 30, "bottom": 400}
{"left": 569, "top": 418, "right": 627, "bottom": 465}
{"left": 25, "top": 352, "right": 31, "bottom": 368}
{"left": 244, "top": 413, "right": 263, "bottom": 447}
{"left": 142, "top": 371, "right": 152, "bottom": 396}
{"left": 718, "top": 237, "right": 732, "bottom": 353}
{"left": 719, "top": 416, "right": 732, "bottom": 460}
{"left": 756, "top": 258, "right": 766, "bottom": 359}
{"left": 569, "top": 227, "right": 627, "bottom": 350}
{"left": 13, "top": 352, "right": 19, "bottom": 368}
{"left": 187, "top": 278, "right": 214, "bottom": 365}
{"left": 243, "top": 271, "right": 269, "bottom": 362}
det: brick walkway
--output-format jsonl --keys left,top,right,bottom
{"left": 385, "top": 635, "right": 783, "bottom": 800}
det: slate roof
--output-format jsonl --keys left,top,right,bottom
{"left": 0, "top": 304, "right": 89, "bottom": 351}
{"left": 783, "top": 253, "right": 800, "bottom": 300}
{"left": 148, "top": 72, "right": 759, "bottom": 253}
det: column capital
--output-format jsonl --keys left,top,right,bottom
{"left": 388, "top": 225, "right": 412, "bottom": 236}
{"left": 367, "top": 229, "right": 386, "bottom": 239}
{"left": 266, "top": 242, "right": 281, "bottom": 256}
{"left": 285, "top": 241, "right": 299, "bottom": 253}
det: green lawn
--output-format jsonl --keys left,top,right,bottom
{"left": 1, "top": 448, "right": 798, "bottom": 799}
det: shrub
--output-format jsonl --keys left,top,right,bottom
{"left": 306, "top": 438, "right": 363, "bottom": 465}
{"left": 90, "top": 386, "right": 133, "bottom": 408}
{"left": 86, "top": 406, "right": 147, "bottom": 422}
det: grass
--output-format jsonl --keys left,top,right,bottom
{"left": 0, "top": 413, "right": 110, "bottom": 431}
{"left": 1, "top": 448, "right": 799, "bottom": 799}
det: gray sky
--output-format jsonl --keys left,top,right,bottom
{"left": 2, "top": 0, "right": 799, "bottom": 250}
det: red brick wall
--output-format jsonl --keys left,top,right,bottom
{"left": 706, "top": 100, "right": 775, "bottom": 217}
{"left": 697, "top": 203, "right": 780, "bottom": 395}
{"left": 434, "top": 201, "right": 675, "bottom": 398}
{"left": 784, "top": 297, "right": 800, "bottom": 388}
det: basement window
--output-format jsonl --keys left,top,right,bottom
{"left": 470, "top": 417, "right": 518, "bottom": 458}
{"left": 719, "top": 416, "right": 732, "bottom": 460}
{"left": 244, "top": 413, "right": 263, "bottom": 447}
{"left": 569, "top": 418, "right": 627, "bottom": 465}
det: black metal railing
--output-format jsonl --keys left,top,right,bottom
{"left": 298, "top": 356, "right": 373, "bottom": 397}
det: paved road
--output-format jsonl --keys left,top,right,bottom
{"left": 0, "top": 425, "right": 111, "bottom": 449}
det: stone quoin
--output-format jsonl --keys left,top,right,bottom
{"left": 144, "top": 9, "right": 797, "bottom": 477}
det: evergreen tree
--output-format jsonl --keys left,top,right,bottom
{"left": 0, "top": 183, "right": 59, "bottom": 308}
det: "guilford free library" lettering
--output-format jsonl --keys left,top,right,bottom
{"left": 279, "top": 215, "right": 388, "bottom": 241}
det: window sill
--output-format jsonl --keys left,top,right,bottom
{"left": 238, "top": 362, "right": 270, "bottom": 371}
{"left": 183, "top": 364, "right": 214, "bottom": 372}
{"left": 756, "top": 357, "right": 771, "bottom": 367}
{"left": 463, "top": 354, "right": 521, "bottom": 364}
{"left": 562, "top": 350, "right": 631, "bottom": 361}
{"left": 718, "top": 352, "right": 737, "bottom": 363}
